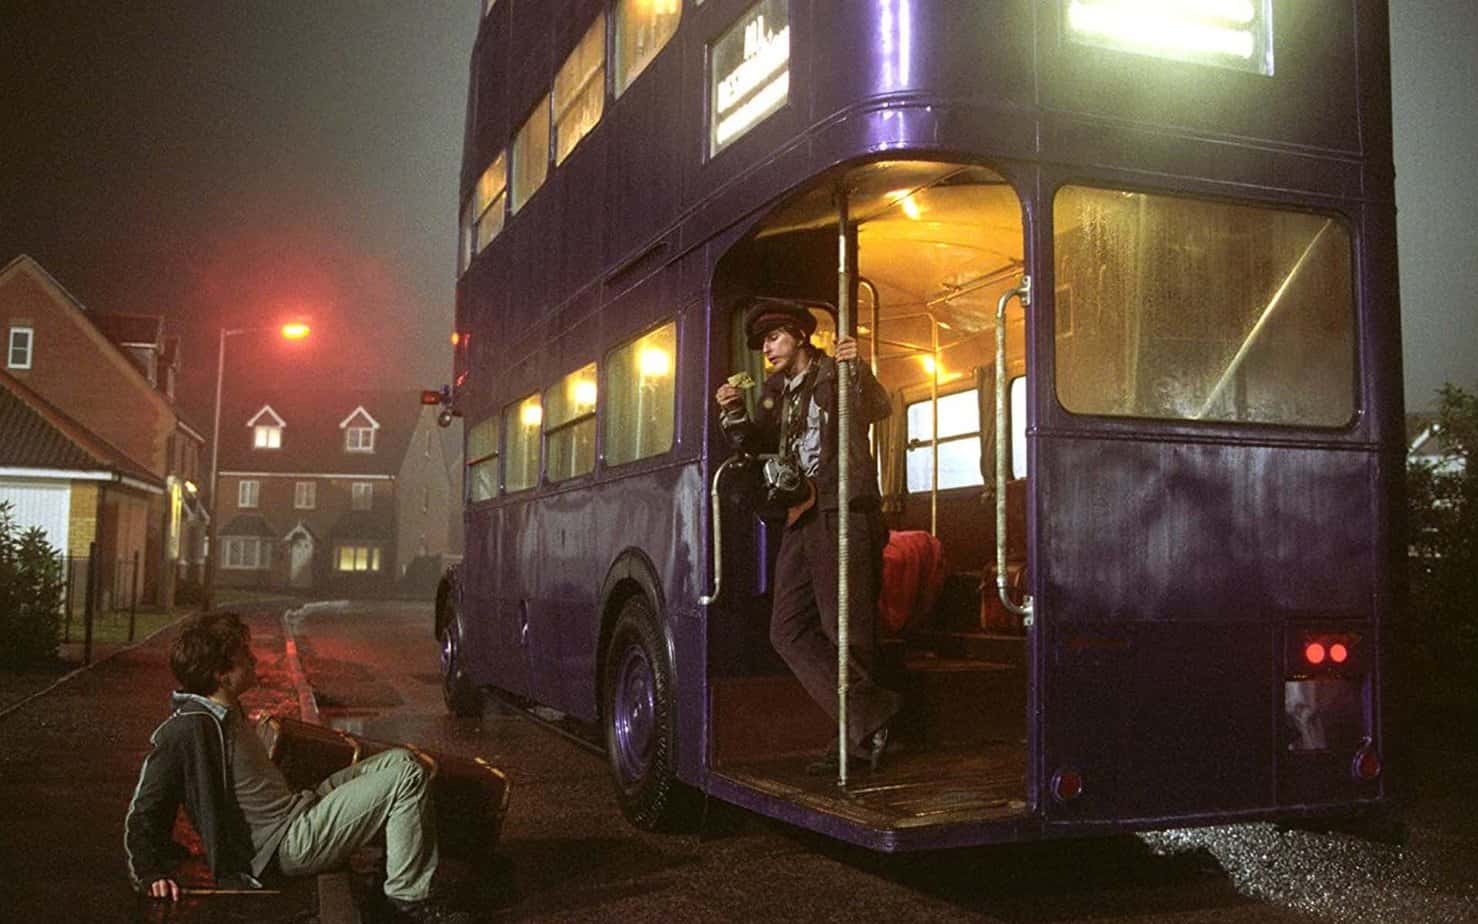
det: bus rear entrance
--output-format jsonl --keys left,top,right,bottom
{"left": 701, "top": 158, "right": 1381, "bottom": 849}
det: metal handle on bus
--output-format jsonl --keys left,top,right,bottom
{"left": 698, "top": 454, "right": 747, "bottom": 606}
{"left": 996, "top": 278, "right": 1034, "bottom": 625}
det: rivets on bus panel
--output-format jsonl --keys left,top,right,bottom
{"left": 1051, "top": 767, "right": 1084, "bottom": 803}
{"left": 1352, "top": 744, "right": 1382, "bottom": 783}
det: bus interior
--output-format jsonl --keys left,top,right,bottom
{"left": 708, "top": 161, "right": 1034, "bottom": 829}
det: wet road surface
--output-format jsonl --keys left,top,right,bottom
{"left": 290, "top": 599, "right": 1478, "bottom": 923}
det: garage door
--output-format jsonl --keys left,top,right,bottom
{"left": 0, "top": 479, "right": 71, "bottom": 554}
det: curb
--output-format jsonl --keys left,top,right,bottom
{"left": 279, "top": 605, "right": 360, "bottom": 924}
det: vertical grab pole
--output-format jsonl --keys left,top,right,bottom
{"left": 835, "top": 187, "right": 853, "bottom": 790}
{"left": 996, "top": 279, "right": 1034, "bottom": 623}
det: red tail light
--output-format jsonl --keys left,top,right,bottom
{"left": 1352, "top": 744, "right": 1381, "bottom": 782}
{"left": 1304, "top": 642, "right": 1326, "bottom": 665}
{"left": 1329, "top": 643, "right": 1348, "bottom": 664}
{"left": 1051, "top": 768, "right": 1084, "bottom": 803}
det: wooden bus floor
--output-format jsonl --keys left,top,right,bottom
{"left": 713, "top": 740, "right": 1028, "bottom": 830}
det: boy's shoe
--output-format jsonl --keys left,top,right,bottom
{"left": 388, "top": 896, "right": 472, "bottom": 924}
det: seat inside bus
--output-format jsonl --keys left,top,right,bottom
{"left": 709, "top": 161, "right": 1032, "bottom": 824}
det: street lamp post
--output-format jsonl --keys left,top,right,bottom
{"left": 203, "top": 322, "right": 310, "bottom": 612}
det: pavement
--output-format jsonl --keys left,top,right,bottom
{"left": 0, "top": 602, "right": 344, "bottom": 924}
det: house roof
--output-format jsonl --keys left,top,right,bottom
{"left": 218, "top": 389, "right": 426, "bottom": 477}
{"left": 0, "top": 368, "right": 163, "bottom": 489}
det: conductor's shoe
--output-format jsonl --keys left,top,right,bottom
{"left": 389, "top": 896, "right": 471, "bottom": 924}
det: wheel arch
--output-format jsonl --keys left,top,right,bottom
{"left": 594, "top": 547, "right": 673, "bottom": 720}
{"left": 434, "top": 564, "right": 462, "bottom": 639}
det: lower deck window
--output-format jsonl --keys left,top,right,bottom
{"left": 335, "top": 545, "right": 382, "bottom": 573}
{"left": 906, "top": 389, "right": 986, "bottom": 493}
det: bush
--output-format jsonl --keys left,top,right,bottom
{"left": 0, "top": 500, "right": 66, "bottom": 666}
{"left": 1403, "top": 384, "right": 1478, "bottom": 710}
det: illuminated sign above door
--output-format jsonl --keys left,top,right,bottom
{"left": 710, "top": 0, "right": 790, "bottom": 155}
{"left": 1063, "top": 0, "right": 1275, "bottom": 76}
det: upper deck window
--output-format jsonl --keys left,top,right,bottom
{"left": 545, "top": 363, "right": 598, "bottom": 482}
{"left": 603, "top": 321, "right": 676, "bottom": 466}
{"left": 1063, "top": 0, "right": 1274, "bottom": 77}
{"left": 615, "top": 0, "right": 681, "bottom": 97}
{"left": 1053, "top": 185, "right": 1354, "bottom": 427}
{"left": 554, "top": 13, "right": 606, "bottom": 165}
{"left": 462, "top": 152, "right": 507, "bottom": 271}
{"left": 503, "top": 393, "right": 542, "bottom": 491}
{"left": 710, "top": 0, "right": 790, "bottom": 155}
{"left": 467, "top": 415, "right": 499, "bottom": 502}
{"left": 511, "top": 97, "right": 550, "bottom": 214}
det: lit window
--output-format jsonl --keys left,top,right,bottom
{"left": 1063, "top": 0, "right": 1275, "bottom": 76}
{"left": 615, "top": 0, "right": 681, "bottom": 96}
{"left": 709, "top": 0, "right": 790, "bottom": 154}
{"left": 223, "top": 537, "right": 270, "bottom": 570}
{"left": 1053, "top": 185, "right": 1354, "bottom": 426}
{"left": 294, "top": 481, "right": 316, "bottom": 509}
{"left": 346, "top": 427, "right": 376, "bottom": 452}
{"left": 604, "top": 322, "right": 676, "bottom": 466}
{"left": 462, "top": 151, "right": 507, "bottom": 272}
{"left": 511, "top": 97, "right": 550, "bottom": 214}
{"left": 555, "top": 14, "right": 606, "bottom": 165}
{"left": 467, "top": 415, "right": 500, "bottom": 502}
{"left": 352, "top": 482, "right": 374, "bottom": 510}
{"left": 546, "top": 363, "right": 598, "bottom": 482}
{"left": 253, "top": 425, "right": 282, "bottom": 449}
{"left": 237, "top": 480, "right": 259, "bottom": 509}
{"left": 905, "top": 390, "right": 987, "bottom": 493}
{"left": 334, "top": 545, "right": 382, "bottom": 572}
{"left": 503, "top": 394, "right": 542, "bottom": 492}
{"left": 6, "top": 326, "right": 33, "bottom": 370}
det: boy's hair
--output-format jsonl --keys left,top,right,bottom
{"left": 169, "top": 612, "right": 251, "bottom": 695}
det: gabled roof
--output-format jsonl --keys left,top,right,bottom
{"left": 339, "top": 406, "right": 380, "bottom": 430}
{"left": 0, "top": 368, "right": 163, "bottom": 489}
{"left": 218, "top": 389, "right": 425, "bottom": 476}
{"left": 247, "top": 405, "right": 287, "bottom": 428}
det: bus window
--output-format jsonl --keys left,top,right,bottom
{"left": 461, "top": 151, "right": 506, "bottom": 272}
{"left": 604, "top": 322, "right": 677, "bottom": 465}
{"left": 905, "top": 389, "right": 985, "bottom": 493}
{"left": 1053, "top": 186, "right": 1355, "bottom": 426}
{"left": 555, "top": 13, "right": 606, "bottom": 165}
{"left": 512, "top": 96, "right": 550, "bottom": 213}
{"left": 503, "top": 393, "right": 542, "bottom": 491}
{"left": 467, "top": 415, "right": 500, "bottom": 501}
{"left": 545, "top": 363, "right": 598, "bottom": 481}
{"left": 614, "top": 0, "right": 681, "bottom": 97}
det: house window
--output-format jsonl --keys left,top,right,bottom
{"left": 511, "top": 96, "right": 551, "bottom": 214}
{"left": 254, "top": 425, "right": 282, "bottom": 449}
{"left": 615, "top": 0, "right": 681, "bottom": 96}
{"left": 554, "top": 13, "right": 605, "bottom": 165}
{"left": 335, "top": 544, "right": 382, "bottom": 572}
{"left": 352, "top": 482, "right": 374, "bottom": 510}
{"left": 603, "top": 321, "right": 676, "bottom": 466}
{"left": 346, "top": 427, "right": 375, "bottom": 452}
{"left": 7, "top": 326, "right": 33, "bottom": 370}
{"left": 294, "top": 481, "right": 316, "bottom": 509}
{"left": 237, "top": 480, "right": 260, "bottom": 508}
{"left": 905, "top": 390, "right": 986, "bottom": 493}
{"left": 222, "top": 537, "right": 270, "bottom": 570}
{"left": 467, "top": 415, "right": 499, "bottom": 502}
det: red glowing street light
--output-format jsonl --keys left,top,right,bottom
{"left": 203, "top": 320, "right": 313, "bottom": 610}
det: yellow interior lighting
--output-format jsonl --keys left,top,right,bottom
{"left": 521, "top": 400, "right": 543, "bottom": 428}
{"left": 1065, "top": 0, "right": 1269, "bottom": 72}
{"left": 638, "top": 346, "right": 672, "bottom": 378}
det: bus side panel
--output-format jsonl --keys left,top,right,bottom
{"left": 465, "top": 504, "right": 528, "bottom": 697}
{"left": 501, "top": 500, "right": 546, "bottom": 704}
{"left": 535, "top": 485, "right": 599, "bottom": 717}
{"left": 1036, "top": 437, "right": 1378, "bottom": 822}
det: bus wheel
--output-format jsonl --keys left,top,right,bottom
{"left": 438, "top": 588, "right": 483, "bottom": 717}
{"left": 602, "top": 596, "right": 681, "bottom": 830}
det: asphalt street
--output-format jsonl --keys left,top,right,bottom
{"left": 289, "top": 599, "right": 1478, "bottom": 924}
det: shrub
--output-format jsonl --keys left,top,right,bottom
{"left": 0, "top": 500, "right": 66, "bottom": 666}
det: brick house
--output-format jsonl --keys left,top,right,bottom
{"left": 0, "top": 255, "right": 206, "bottom": 608}
{"left": 214, "top": 389, "right": 457, "bottom": 594}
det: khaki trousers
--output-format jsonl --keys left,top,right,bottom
{"left": 276, "top": 748, "right": 438, "bottom": 903}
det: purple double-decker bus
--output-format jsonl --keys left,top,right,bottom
{"left": 434, "top": 0, "right": 1399, "bottom": 850}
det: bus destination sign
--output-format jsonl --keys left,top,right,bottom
{"left": 1063, "top": 0, "right": 1275, "bottom": 77}
{"left": 710, "top": 0, "right": 790, "bottom": 155}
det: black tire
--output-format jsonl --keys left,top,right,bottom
{"left": 437, "top": 577, "right": 483, "bottom": 718}
{"left": 601, "top": 596, "right": 685, "bottom": 830}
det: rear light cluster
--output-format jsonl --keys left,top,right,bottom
{"left": 1352, "top": 742, "right": 1382, "bottom": 782}
{"left": 1290, "top": 631, "right": 1365, "bottom": 677}
{"left": 1050, "top": 767, "right": 1084, "bottom": 803}
{"left": 1303, "top": 641, "right": 1349, "bottom": 665}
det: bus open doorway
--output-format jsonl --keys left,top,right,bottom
{"left": 705, "top": 160, "right": 1036, "bottom": 841}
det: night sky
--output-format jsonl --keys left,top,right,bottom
{"left": 2, "top": 1, "right": 1474, "bottom": 430}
